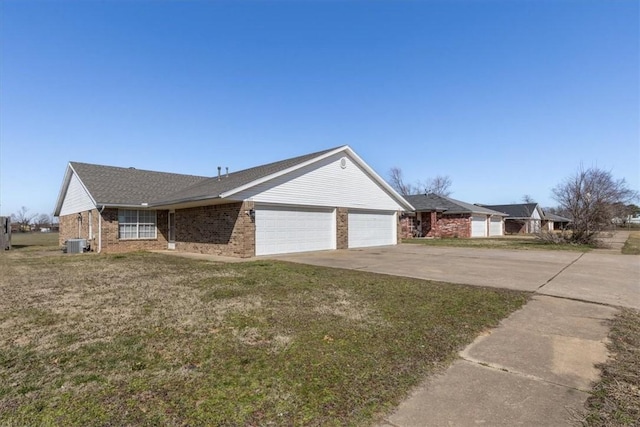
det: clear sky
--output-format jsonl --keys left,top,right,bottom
{"left": 1, "top": 0, "right": 638, "bottom": 218}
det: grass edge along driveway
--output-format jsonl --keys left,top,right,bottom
{"left": 1, "top": 249, "right": 528, "bottom": 426}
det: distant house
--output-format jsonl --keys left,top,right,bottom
{"left": 53, "top": 146, "right": 413, "bottom": 257}
{"left": 478, "top": 203, "right": 545, "bottom": 234}
{"left": 10, "top": 222, "right": 22, "bottom": 233}
{"left": 542, "top": 212, "right": 572, "bottom": 231}
{"left": 401, "top": 194, "right": 507, "bottom": 238}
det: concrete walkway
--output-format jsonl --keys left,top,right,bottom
{"left": 379, "top": 296, "right": 618, "bottom": 426}
{"left": 272, "top": 232, "right": 639, "bottom": 426}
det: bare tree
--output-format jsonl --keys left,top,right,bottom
{"left": 522, "top": 194, "right": 536, "bottom": 204}
{"left": 552, "top": 166, "right": 639, "bottom": 244}
{"left": 388, "top": 167, "right": 416, "bottom": 195}
{"left": 389, "top": 168, "right": 452, "bottom": 196}
{"left": 33, "top": 213, "right": 52, "bottom": 230}
{"left": 11, "top": 206, "right": 36, "bottom": 232}
{"left": 421, "top": 175, "right": 453, "bottom": 197}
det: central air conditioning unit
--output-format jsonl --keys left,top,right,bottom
{"left": 66, "top": 239, "right": 87, "bottom": 254}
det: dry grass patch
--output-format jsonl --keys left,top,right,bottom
{"left": 1, "top": 245, "right": 528, "bottom": 426}
{"left": 581, "top": 308, "right": 640, "bottom": 426}
{"left": 621, "top": 231, "right": 640, "bottom": 255}
{"left": 404, "top": 236, "right": 592, "bottom": 251}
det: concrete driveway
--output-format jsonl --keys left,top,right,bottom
{"left": 273, "top": 243, "right": 639, "bottom": 309}
{"left": 272, "top": 239, "right": 639, "bottom": 425}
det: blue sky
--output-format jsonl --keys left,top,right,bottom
{"left": 1, "top": 0, "right": 638, "bottom": 217}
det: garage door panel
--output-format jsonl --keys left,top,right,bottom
{"left": 255, "top": 206, "right": 335, "bottom": 256}
{"left": 489, "top": 218, "right": 503, "bottom": 236}
{"left": 471, "top": 216, "right": 488, "bottom": 238}
{"left": 348, "top": 211, "right": 396, "bottom": 248}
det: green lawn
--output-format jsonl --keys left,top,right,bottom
{"left": 0, "top": 239, "right": 528, "bottom": 426}
{"left": 403, "top": 236, "right": 592, "bottom": 252}
{"left": 8, "top": 231, "right": 59, "bottom": 250}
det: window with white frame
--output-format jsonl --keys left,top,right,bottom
{"left": 118, "top": 210, "right": 157, "bottom": 239}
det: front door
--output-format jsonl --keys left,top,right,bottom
{"left": 168, "top": 211, "right": 176, "bottom": 249}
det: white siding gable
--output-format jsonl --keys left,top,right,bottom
{"left": 59, "top": 173, "right": 96, "bottom": 215}
{"left": 232, "top": 152, "right": 404, "bottom": 210}
{"left": 531, "top": 208, "right": 542, "bottom": 220}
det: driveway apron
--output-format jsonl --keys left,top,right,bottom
{"left": 273, "top": 245, "right": 584, "bottom": 293}
{"left": 271, "top": 239, "right": 638, "bottom": 426}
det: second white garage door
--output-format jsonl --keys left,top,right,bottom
{"left": 471, "top": 216, "right": 488, "bottom": 237}
{"left": 489, "top": 217, "right": 503, "bottom": 236}
{"left": 255, "top": 205, "right": 336, "bottom": 256}
{"left": 348, "top": 211, "right": 396, "bottom": 248}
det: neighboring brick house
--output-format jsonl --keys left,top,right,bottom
{"left": 401, "top": 194, "right": 507, "bottom": 238}
{"left": 54, "top": 146, "right": 414, "bottom": 257}
{"left": 477, "top": 203, "right": 546, "bottom": 234}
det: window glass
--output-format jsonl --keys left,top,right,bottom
{"left": 118, "top": 210, "right": 156, "bottom": 239}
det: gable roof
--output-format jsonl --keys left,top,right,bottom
{"left": 155, "top": 146, "right": 342, "bottom": 205}
{"left": 544, "top": 212, "right": 572, "bottom": 222}
{"left": 404, "top": 194, "right": 507, "bottom": 216}
{"left": 55, "top": 145, "right": 414, "bottom": 215}
{"left": 73, "top": 162, "right": 209, "bottom": 206}
{"left": 478, "top": 203, "right": 542, "bottom": 219}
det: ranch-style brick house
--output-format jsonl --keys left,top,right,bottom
{"left": 400, "top": 194, "right": 507, "bottom": 238}
{"left": 478, "top": 203, "right": 546, "bottom": 234}
{"left": 54, "top": 146, "right": 414, "bottom": 257}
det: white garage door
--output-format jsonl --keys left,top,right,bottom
{"left": 255, "top": 205, "right": 335, "bottom": 256}
{"left": 348, "top": 211, "right": 396, "bottom": 248}
{"left": 489, "top": 217, "right": 503, "bottom": 236}
{"left": 471, "top": 216, "right": 488, "bottom": 237}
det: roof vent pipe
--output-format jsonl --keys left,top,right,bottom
{"left": 226, "top": 167, "right": 229, "bottom": 178}
{"left": 217, "top": 166, "right": 221, "bottom": 181}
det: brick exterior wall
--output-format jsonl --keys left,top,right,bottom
{"left": 174, "top": 201, "right": 255, "bottom": 258}
{"left": 59, "top": 208, "right": 168, "bottom": 253}
{"left": 399, "top": 214, "right": 414, "bottom": 239}
{"left": 429, "top": 213, "right": 471, "bottom": 238}
{"left": 336, "top": 208, "right": 348, "bottom": 249}
{"left": 100, "top": 208, "right": 169, "bottom": 253}
{"left": 61, "top": 203, "right": 400, "bottom": 257}
{"left": 400, "top": 212, "right": 472, "bottom": 238}
{"left": 58, "top": 209, "right": 100, "bottom": 250}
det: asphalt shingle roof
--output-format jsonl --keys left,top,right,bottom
{"left": 70, "top": 162, "right": 209, "bottom": 206}
{"left": 157, "top": 146, "right": 342, "bottom": 204}
{"left": 70, "top": 146, "right": 344, "bottom": 206}
{"left": 544, "top": 212, "right": 572, "bottom": 222}
{"left": 404, "top": 194, "right": 506, "bottom": 216}
{"left": 478, "top": 203, "right": 540, "bottom": 219}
